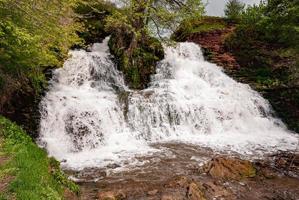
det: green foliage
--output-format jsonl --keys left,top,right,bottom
{"left": 237, "top": 0, "right": 299, "bottom": 48}
{"left": 0, "top": 0, "right": 82, "bottom": 94}
{"left": 105, "top": 0, "right": 204, "bottom": 39}
{"left": 225, "top": 0, "right": 299, "bottom": 83}
{"left": 0, "top": 0, "right": 82, "bottom": 72}
{"left": 109, "top": 33, "right": 164, "bottom": 89}
{"left": 0, "top": 116, "right": 79, "bottom": 199}
{"left": 105, "top": 0, "right": 204, "bottom": 89}
{"left": 262, "top": 0, "right": 299, "bottom": 47}
{"left": 74, "top": 0, "right": 115, "bottom": 45}
{"left": 224, "top": 0, "right": 245, "bottom": 23}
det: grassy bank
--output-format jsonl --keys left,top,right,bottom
{"left": 0, "top": 116, "right": 79, "bottom": 200}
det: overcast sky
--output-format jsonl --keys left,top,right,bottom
{"left": 204, "top": 0, "right": 261, "bottom": 16}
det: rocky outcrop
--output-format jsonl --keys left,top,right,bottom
{"left": 200, "top": 156, "right": 256, "bottom": 180}
{"left": 109, "top": 33, "right": 164, "bottom": 89}
{"left": 187, "top": 182, "right": 206, "bottom": 200}
{"left": 186, "top": 28, "right": 239, "bottom": 70}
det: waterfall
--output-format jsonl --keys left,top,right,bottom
{"left": 39, "top": 37, "right": 298, "bottom": 170}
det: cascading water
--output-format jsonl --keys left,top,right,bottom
{"left": 39, "top": 37, "right": 298, "bottom": 170}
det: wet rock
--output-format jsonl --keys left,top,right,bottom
{"left": 260, "top": 168, "right": 277, "bottom": 179}
{"left": 273, "top": 152, "right": 299, "bottom": 177}
{"left": 165, "top": 176, "right": 190, "bottom": 188}
{"left": 147, "top": 189, "right": 158, "bottom": 196}
{"left": 106, "top": 163, "right": 121, "bottom": 169}
{"left": 254, "top": 152, "right": 299, "bottom": 178}
{"left": 202, "top": 181, "right": 232, "bottom": 199}
{"left": 200, "top": 156, "right": 256, "bottom": 180}
{"left": 187, "top": 182, "right": 206, "bottom": 200}
{"left": 64, "top": 188, "right": 79, "bottom": 200}
{"left": 98, "top": 191, "right": 126, "bottom": 200}
{"left": 161, "top": 192, "right": 185, "bottom": 200}
{"left": 98, "top": 191, "right": 115, "bottom": 200}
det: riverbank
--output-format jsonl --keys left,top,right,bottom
{"left": 0, "top": 116, "right": 79, "bottom": 199}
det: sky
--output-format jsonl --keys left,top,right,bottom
{"left": 204, "top": 0, "right": 261, "bottom": 16}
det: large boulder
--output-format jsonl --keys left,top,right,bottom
{"left": 200, "top": 156, "right": 256, "bottom": 180}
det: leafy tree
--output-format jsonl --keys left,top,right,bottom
{"left": 224, "top": 0, "right": 245, "bottom": 23}
{"left": 106, "top": 0, "right": 204, "bottom": 40}
{"left": 0, "top": 0, "right": 82, "bottom": 76}
{"left": 0, "top": 0, "right": 84, "bottom": 114}
{"left": 262, "top": 0, "right": 299, "bottom": 47}
{"left": 105, "top": 0, "right": 204, "bottom": 88}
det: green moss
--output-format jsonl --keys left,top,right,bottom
{"left": 28, "top": 72, "right": 47, "bottom": 95}
{"left": 109, "top": 34, "right": 164, "bottom": 89}
{"left": 0, "top": 116, "right": 79, "bottom": 200}
{"left": 173, "top": 16, "right": 227, "bottom": 41}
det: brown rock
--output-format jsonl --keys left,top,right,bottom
{"left": 201, "top": 156, "right": 256, "bottom": 180}
{"left": 166, "top": 176, "right": 190, "bottom": 188}
{"left": 161, "top": 193, "right": 184, "bottom": 200}
{"left": 260, "top": 168, "right": 276, "bottom": 179}
{"left": 187, "top": 182, "right": 206, "bottom": 200}
{"left": 147, "top": 189, "right": 159, "bottom": 196}
{"left": 98, "top": 191, "right": 126, "bottom": 200}
{"left": 99, "top": 191, "right": 115, "bottom": 200}
{"left": 202, "top": 181, "right": 232, "bottom": 199}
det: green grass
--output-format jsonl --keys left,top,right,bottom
{"left": 0, "top": 116, "right": 79, "bottom": 200}
{"left": 172, "top": 16, "right": 227, "bottom": 41}
{"left": 189, "top": 23, "right": 226, "bottom": 34}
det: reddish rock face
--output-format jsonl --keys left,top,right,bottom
{"left": 186, "top": 28, "right": 240, "bottom": 71}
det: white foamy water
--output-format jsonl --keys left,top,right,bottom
{"left": 39, "top": 37, "right": 298, "bottom": 170}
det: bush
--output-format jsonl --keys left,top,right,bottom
{"left": 238, "top": 0, "right": 299, "bottom": 48}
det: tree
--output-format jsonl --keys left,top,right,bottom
{"left": 0, "top": 0, "right": 83, "bottom": 106}
{"left": 106, "top": 0, "right": 204, "bottom": 40}
{"left": 105, "top": 0, "right": 204, "bottom": 88}
{"left": 0, "top": 0, "right": 82, "bottom": 75}
{"left": 224, "top": 0, "right": 245, "bottom": 23}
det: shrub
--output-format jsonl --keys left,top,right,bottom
{"left": 224, "top": 0, "right": 245, "bottom": 23}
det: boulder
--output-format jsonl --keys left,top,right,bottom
{"left": 200, "top": 156, "right": 256, "bottom": 180}
{"left": 98, "top": 190, "right": 126, "bottom": 200}
{"left": 187, "top": 182, "right": 206, "bottom": 200}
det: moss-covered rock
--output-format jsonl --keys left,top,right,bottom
{"left": 109, "top": 33, "right": 164, "bottom": 89}
{"left": 172, "top": 16, "right": 227, "bottom": 42}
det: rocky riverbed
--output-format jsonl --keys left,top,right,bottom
{"left": 65, "top": 143, "right": 299, "bottom": 200}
